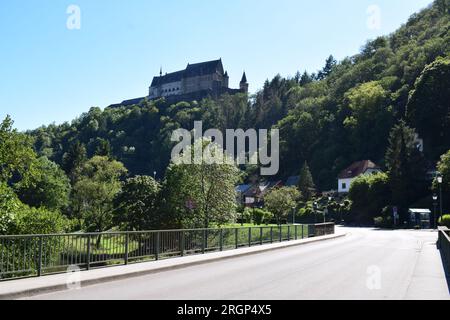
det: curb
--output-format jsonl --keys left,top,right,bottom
{"left": 1, "top": 233, "right": 347, "bottom": 300}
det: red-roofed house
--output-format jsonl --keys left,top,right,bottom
{"left": 338, "top": 160, "right": 382, "bottom": 193}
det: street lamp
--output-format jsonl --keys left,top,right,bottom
{"left": 313, "top": 202, "right": 318, "bottom": 224}
{"left": 433, "top": 194, "right": 438, "bottom": 229}
{"left": 153, "top": 171, "right": 157, "bottom": 180}
{"left": 437, "top": 173, "right": 443, "bottom": 224}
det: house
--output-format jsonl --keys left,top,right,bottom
{"left": 338, "top": 160, "right": 382, "bottom": 193}
{"left": 235, "top": 184, "right": 251, "bottom": 206}
{"left": 239, "top": 180, "right": 283, "bottom": 207}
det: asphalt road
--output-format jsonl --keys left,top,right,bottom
{"left": 26, "top": 227, "right": 450, "bottom": 300}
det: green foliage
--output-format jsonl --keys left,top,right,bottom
{"left": 0, "top": 183, "right": 21, "bottom": 234}
{"left": 162, "top": 139, "right": 240, "bottom": 229}
{"left": 264, "top": 187, "right": 300, "bottom": 224}
{"left": 436, "top": 149, "right": 450, "bottom": 212}
{"left": 15, "top": 157, "right": 71, "bottom": 211}
{"left": 0, "top": 116, "right": 37, "bottom": 183}
{"left": 298, "top": 161, "right": 314, "bottom": 201}
{"left": 385, "top": 121, "right": 428, "bottom": 217}
{"left": 12, "top": 207, "right": 69, "bottom": 235}
{"left": 348, "top": 172, "right": 390, "bottom": 224}
{"left": 374, "top": 215, "right": 393, "bottom": 229}
{"left": 72, "top": 156, "right": 128, "bottom": 232}
{"left": 251, "top": 208, "right": 274, "bottom": 225}
{"left": 407, "top": 56, "right": 450, "bottom": 160}
{"left": 113, "top": 176, "right": 161, "bottom": 231}
{"left": 439, "top": 215, "right": 450, "bottom": 228}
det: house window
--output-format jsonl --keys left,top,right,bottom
{"left": 342, "top": 182, "right": 347, "bottom": 190}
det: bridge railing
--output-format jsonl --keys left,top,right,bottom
{"left": 0, "top": 223, "right": 335, "bottom": 281}
{"left": 438, "top": 226, "right": 450, "bottom": 270}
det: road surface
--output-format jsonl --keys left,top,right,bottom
{"left": 26, "top": 227, "right": 449, "bottom": 300}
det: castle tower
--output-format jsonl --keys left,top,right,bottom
{"left": 240, "top": 72, "right": 249, "bottom": 93}
{"left": 223, "top": 71, "right": 229, "bottom": 88}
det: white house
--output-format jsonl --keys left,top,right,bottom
{"left": 338, "top": 160, "right": 382, "bottom": 193}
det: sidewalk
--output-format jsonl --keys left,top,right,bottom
{"left": 0, "top": 232, "right": 346, "bottom": 300}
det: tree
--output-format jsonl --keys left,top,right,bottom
{"left": 385, "top": 121, "right": 428, "bottom": 219}
{"left": 162, "top": 139, "right": 240, "bottom": 229}
{"left": 251, "top": 208, "right": 273, "bottom": 226}
{"left": 0, "top": 116, "right": 36, "bottom": 183}
{"left": 298, "top": 161, "right": 315, "bottom": 201}
{"left": 15, "top": 157, "right": 71, "bottom": 211}
{"left": 72, "top": 156, "right": 127, "bottom": 233}
{"left": 62, "top": 141, "right": 87, "bottom": 183}
{"left": 317, "top": 55, "right": 337, "bottom": 80}
{"left": 406, "top": 56, "right": 450, "bottom": 160}
{"left": 348, "top": 172, "right": 390, "bottom": 224}
{"left": 436, "top": 150, "right": 450, "bottom": 213}
{"left": 264, "top": 187, "right": 300, "bottom": 225}
{"left": 113, "top": 176, "right": 161, "bottom": 231}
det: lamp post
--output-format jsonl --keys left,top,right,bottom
{"left": 433, "top": 194, "right": 438, "bottom": 229}
{"left": 153, "top": 171, "right": 157, "bottom": 180}
{"left": 437, "top": 173, "right": 443, "bottom": 224}
{"left": 313, "top": 201, "right": 318, "bottom": 224}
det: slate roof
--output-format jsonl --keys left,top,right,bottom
{"left": 150, "top": 59, "right": 223, "bottom": 87}
{"left": 338, "top": 160, "right": 381, "bottom": 179}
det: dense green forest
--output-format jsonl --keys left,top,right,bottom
{"left": 1, "top": 0, "right": 449, "bottom": 234}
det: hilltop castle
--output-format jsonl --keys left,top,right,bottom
{"left": 110, "top": 59, "right": 248, "bottom": 107}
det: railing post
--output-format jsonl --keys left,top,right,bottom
{"left": 37, "top": 236, "right": 43, "bottom": 277}
{"left": 220, "top": 229, "right": 223, "bottom": 252}
{"left": 124, "top": 233, "right": 129, "bottom": 265}
{"left": 260, "top": 227, "right": 263, "bottom": 245}
{"left": 86, "top": 236, "right": 91, "bottom": 270}
{"left": 302, "top": 225, "right": 304, "bottom": 239}
{"left": 295, "top": 225, "right": 298, "bottom": 240}
{"left": 248, "top": 228, "right": 252, "bottom": 247}
{"left": 288, "top": 226, "right": 291, "bottom": 241}
{"left": 180, "top": 231, "right": 185, "bottom": 257}
{"left": 270, "top": 227, "right": 273, "bottom": 243}
{"left": 202, "top": 229, "right": 206, "bottom": 254}
{"left": 279, "top": 226, "right": 282, "bottom": 242}
{"left": 235, "top": 228, "right": 239, "bottom": 249}
{"left": 155, "top": 232, "right": 160, "bottom": 261}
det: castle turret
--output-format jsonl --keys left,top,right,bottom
{"left": 240, "top": 72, "right": 249, "bottom": 93}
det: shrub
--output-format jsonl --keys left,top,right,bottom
{"left": 252, "top": 208, "right": 273, "bottom": 225}
{"left": 439, "top": 215, "right": 450, "bottom": 228}
{"left": 374, "top": 216, "right": 393, "bottom": 229}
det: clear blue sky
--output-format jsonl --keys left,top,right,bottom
{"left": 0, "top": 0, "right": 433, "bottom": 131}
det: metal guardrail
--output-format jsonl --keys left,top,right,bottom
{"left": 438, "top": 227, "right": 450, "bottom": 271}
{"left": 0, "top": 223, "right": 335, "bottom": 281}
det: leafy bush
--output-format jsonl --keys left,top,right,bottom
{"left": 374, "top": 216, "right": 393, "bottom": 229}
{"left": 439, "top": 215, "right": 450, "bottom": 228}
{"left": 252, "top": 208, "right": 273, "bottom": 225}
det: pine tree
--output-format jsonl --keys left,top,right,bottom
{"left": 62, "top": 142, "right": 87, "bottom": 183}
{"left": 385, "top": 120, "right": 428, "bottom": 217}
{"left": 317, "top": 55, "right": 337, "bottom": 80}
{"left": 298, "top": 161, "right": 316, "bottom": 201}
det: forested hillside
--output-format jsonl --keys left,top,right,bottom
{"left": 31, "top": 0, "right": 449, "bottom": 190}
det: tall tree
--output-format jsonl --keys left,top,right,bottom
{"left": 317, "top": 55, "right": 337, "bottom": 80}
{"left": 298, "top": 161, "right": 315, "bottom": 201}
{"left": 62, "top": 141, "right": 87, "bottom": 183}
{"left": 72, "top": 156, "right": 127, "bottom": 233}
{"left": 0, "top": 116, "right": 36, "bottom": 183}
{"left": 406, "top": 56, "right": 450, "bottom": 160}
{"left": 113, "top": 176, "right": 161, "bottom": 231}
{"left": 385, "top": 121, "right": 428, "bottom": 219}
{"left": 162, "top": 139, "right": 240, "bottom": 229}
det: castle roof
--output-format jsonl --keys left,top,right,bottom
{"left": 240, "top": 72, "right": 247, "bottom": 83}
{"left": 151, "top": 59, "right": 224, "bottom": 87}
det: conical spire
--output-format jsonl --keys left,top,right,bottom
{"left": 240, "top": 71, "right": 247, "bottom": 84}
{"left": 160, "top": 67, "right": 162, "bottom": 77}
